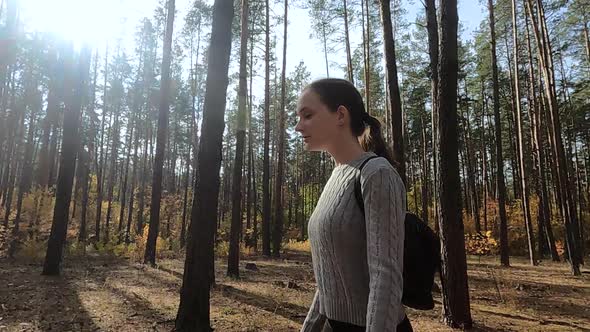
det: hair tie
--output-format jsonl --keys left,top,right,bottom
{"left": 362, "top": 112, "right": 371, "bottom": 123}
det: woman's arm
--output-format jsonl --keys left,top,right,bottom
{"left": 300, "top": 289, "right": 327, "bottom": 332}
{"left": 362, "top": 165, "right": 406, "bottom": 331}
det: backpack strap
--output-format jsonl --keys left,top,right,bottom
{"left": 354, "top": 155, "right": 380, "bottom": 215}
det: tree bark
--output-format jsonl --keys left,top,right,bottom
{"left": 343, "top": 0, "right": 353, "bottom": 84}
{"left": 511, "top": 0, "right": 536, "bottom": 265}
{"left": 379, "top": 0, "right": 406, "bottom": 184}
{"left": 272, "top": 0, "right": 288, "bottom": 258}
{"left": 228, "top": 0, "right": 249, "bottom": 277}
{"left": 14, "top": 92, "right": 37, "bottom": 232}
{"left": 42, "top": 46, "right": 91, "bottom": 276}
{"left": 94, "top": 46, "right": 109, "bottom": 243}
{"left": 144, "top": 0, "right": 176, "bottom": 266}
{"left": 526, "top": 0, "right": 581, "bottom": 275}
{"left": 436, "top": 0, "right": 472, "bottom": 327}
{"left": 488, "top": 0, "right": 510, "bottom": 267}
{"left": 425, "top": 0, "right": 439, "bottom": 231}
{"left": 262, "top": 0, "right": 272, "bottom": 257}
{"left": 175, "top": 0, "right": 234, "bottom": 328}
{"left": 104, "top": 110, "right": 119, "bottom": 243}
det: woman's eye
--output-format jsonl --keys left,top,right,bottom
{"left": 304, "top": 114, "right": 312, "bottom": 119}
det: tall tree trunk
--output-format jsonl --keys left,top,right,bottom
{"left": 137, "top": 118, "right": 149, "bottom": 235}
{"left": 125, "top": 121, "right": 140, "bottom": 244}
{"left": 421, "top": 115, "right": 429, "bottom": 224}
{"left": 3, "top": 85, "right": 24, "bottom": 227}
{"left": 480, "top": 85, "right": 489, "bottom": 231}
{"left": 42, "top": 46, "right": 91, "bottom": 276}
{"left": 79, "top": 51, "right": 99, "bottom": 243}
{"left": 584, "top": 21, "right": 590, "bottom": 71}
{"left": 175, "top": 0, "right": 235, "bottom": 328}
{"left": 262, "top": 0, "right": 272, "bottom": 257}
{"left": 104, "top": 111, "right": 119, "bottom": 243}
{"left": 180, "top": 130, "right": 191, "bottom": 248}
{"left": 425, "top": 0, "right": 439, "bottom": 231}
{"left": 118, "top": 117, "right": 134, "bottom": 240}
{"left": 511, "top": 0, "right": 536, "bottom": 265}
{"left": 47, "top": 105, "right": 61, "bottom": 189}
{"left": 144, "top": 0, "right": 175, "bottom": 266}
{"left": 14, "top": 97, "right": 36, "bottom": 232}
{"left": 343, "top": 0, "right": 353, "bottom": 83}
{"left": 363, "top": 0, "right": 370, "bottom": 111}
{"left": 0, "top": 0, "right": 17, "bottom": 166}
{"left": 37, "top": 50, "right": 64, "bottom": 188}
{"left": 504, "top": 32, "right": 522, "bottom": 201}
{"left": 437, "top": 0, "right": 472, "bottom": 327}
{"left": 228, "top": 0, "right": 249, "bottom": 277}
{"left": 361, "top": 0, "right": 368, "bottom": 105}
{"left": 95, "top": 46, "right": 109, "bottom": 243}
{"left": 322, "top": 24, "right": 330, "bottom": 77}
{"left": 524, "top": 13, "right": 556, "bottom": 260}
{"left": 488, "top": 0, "right": 510, "bottom": 267}
{"left": 463, "top": 106, "right": 480, "bottom": 233}
{"left": 246, "top": 30, "right": 254, "bottom": 246}
{"left": 380, "top": 0, "right": 406, "bottom": 184}
{"left": 526, "top": 0, "right": 581, "bottom": 275}
{"left": 272, "top": 0, "right": 288, "bottom": 258}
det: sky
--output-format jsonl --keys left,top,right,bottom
{"left": 18, "top": 0, "right": 486, "bottom": 98}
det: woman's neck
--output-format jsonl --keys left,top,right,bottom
{"left": 328, "top": 138, "right": 367, "bottom": 166}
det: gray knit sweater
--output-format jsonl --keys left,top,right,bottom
{"left": 301, "top": 152, "right": 406, "bottom": 332}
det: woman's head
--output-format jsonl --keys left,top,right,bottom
{"left": 295, "top": 78, "right": 392, "bottom": 163}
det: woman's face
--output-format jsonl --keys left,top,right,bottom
{"left": 295, "top": 89, "right": 340, "bottom": 152}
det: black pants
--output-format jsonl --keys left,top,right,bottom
{"left": 328, "top": 315, "right": 413, "bottom": 332}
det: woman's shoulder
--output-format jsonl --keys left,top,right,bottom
{"left": 360, "top": 156, "right": 404, "bottom": 187}
{"left": 361, "top": 155, "right": 395, "bottom": 174}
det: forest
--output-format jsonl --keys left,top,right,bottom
{"left": 0, "top": 0, "right": 589, "bottom": 331}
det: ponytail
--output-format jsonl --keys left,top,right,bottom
{"left": 304, "top": 78, "right": 397, "bottom": 168}
{"left": 359, "top": 114, "right": 396, "bottom": 168}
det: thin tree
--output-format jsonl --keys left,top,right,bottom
{"left": 175, "top": 0, "right": 235, "bottom": 328}
{"left": 144, "top": 0, "right": 176, "bottom": 266}
{"left": 526, "top": 0, "right": 582, "bottom": 275}
{"left": 95, "top": 45, "right": 109, "bottom": 242}
{"left": 79, "top": 51, "right": 99, "bottom": 243}
{"left": 272, "top": 0, "right": 288, "bottom": 257}
{"left": 524, "top": 12, "right": 556, "bottom": 259}
{"left": 342, "top": 0, "right": 354, "bottom": 83}
{"left": 13, "top": 84, "right": 37, "bottom": 232}
{"left": 511, "top": 0, "right": 536, "bottom": 265}
{"left": 488, "top": 0, "right": 510, "bottom": 267}
{"left": 42, "top": 45, "right": 91, "bottom": 276}
{"left": 425, "top": 0, "right": 439, "bottom": 231}
{"left": 436, "top": 0, "right": 472, "bottom": 327}
{"left": 228, "top": 0, "right": 249, "bottom": 278}
{"left": 379, "top": 0, "right": 406, "bottom": 184}
{"left": 262, "top": 0, "right": 272, "bottom": 257}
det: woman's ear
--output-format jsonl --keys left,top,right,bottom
{"left": 336, "top": 105, "right": 348, "bottom": 126}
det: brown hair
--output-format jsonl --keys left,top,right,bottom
{"left": 305, "top": 78, "right": 393, "bottom": 165}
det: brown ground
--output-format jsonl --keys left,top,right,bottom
{"left": 1, "top": 249, "right": 589, "bottom": 332}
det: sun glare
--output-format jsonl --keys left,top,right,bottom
{"left": 21, "top": 0, "right": 126, "bottom": 48}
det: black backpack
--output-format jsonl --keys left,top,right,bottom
{"left": 354, "top": 156, "right": 440, "bottom": 310}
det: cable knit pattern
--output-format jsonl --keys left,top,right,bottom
{"left": 301, "top": 152, "right": 406, "bottom": 332}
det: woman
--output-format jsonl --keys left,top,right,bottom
{"left": 296, "top": 78, "right": 412, "bottom": 332}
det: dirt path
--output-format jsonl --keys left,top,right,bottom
{"left": 1, "top": 252, "right": 589, "bottom": 331}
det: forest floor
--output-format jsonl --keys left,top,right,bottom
{"left": 1, "top": 246, "right": 590, "bottom": 332}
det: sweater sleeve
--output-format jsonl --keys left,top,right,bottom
{"left": 300, "top": 289, "right": 327, "bottom": 332}
{"left": 362, "top": 165, "right": 406, "bottom": 331}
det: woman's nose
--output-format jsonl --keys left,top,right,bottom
{"left": 295, "top": 120, "right": 303, "bottom": 132}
